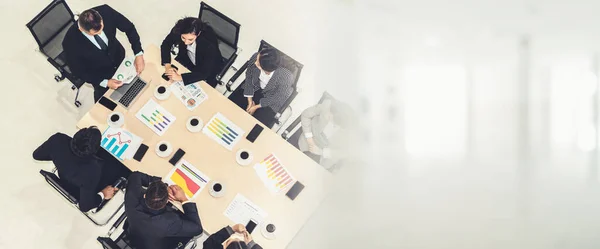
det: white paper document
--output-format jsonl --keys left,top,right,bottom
{"left": 112, "top": 56, "right": 137, "bottom": 84}
{"left": 224, "top": 194, "right": 267, "bottom": 225}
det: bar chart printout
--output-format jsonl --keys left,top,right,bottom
{"left": 202, "top": 112, "right": 245, "bottom": 150}
{"left": 164, "top": 159, "right": 210, "bottom": 200}
{"left": 135, "top": 99, "right": 177, "bottom": 136}
{"left": 101, "top": 127, "right": 142, "bottom": 160}
{"left": 253, "top": 153, "right": 296, "bottom": 194}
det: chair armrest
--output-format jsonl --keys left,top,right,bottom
{"left": 108, "top": 213, "right": 127, "bottom": 236}
{"left": 282, "top": 114, "right": 302, "bottom": 140}
{"left": 40, "top": 169, "right": 78, "bottom": 205}
{"left": 97, "top": 236, "right": 120, "bottom": 249}
{"left": 217, "top": 53, "right": 238, "bottom": 84}
{"left": 226, "top": 58, "right": 250, "bottom": 92}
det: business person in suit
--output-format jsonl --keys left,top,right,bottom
{"left": 161, "top": 17, "right": 223, "bottom": 87}
{"left": 32, "top": 126, "right": 131, "bottom": 212}
{"left": 63, "top": 5, "right": 145, "bottom": 102}
{"left": 203, "top": 224, "right": 263, "bottom": 249}
{"left": 125, "top": 172, "right": 203, "bottom": 249}
{"left": 229, "top": 48, "right": 294, "bottom": 127}
{"left": 298, "top": 99, "right": 354, "bottom": 170}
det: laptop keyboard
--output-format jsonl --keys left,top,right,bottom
{"left": 119, "top": 78, "right": 146, "bottom": 108}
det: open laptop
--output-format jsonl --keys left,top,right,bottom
{"left": 108, "top": 75, "right": 148, "bottom": 109}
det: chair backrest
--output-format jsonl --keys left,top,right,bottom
{"left": 26, "top": 0, "right": 75, "bottom": 61}
{"left": 258, "top": 40, "right": 304, "bottom": 90}
{"left": 199, "top": 2, "right": 240, "bottom": 62}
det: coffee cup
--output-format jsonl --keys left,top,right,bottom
{"left": 155, "top": 141, "right": 173, "bottom": 158}
{"left": 209, "top": 182, "right": 225, "bottom": 198}
{"left": 155, "top": 85, "right": 170, "bottom": 100}
{"left": 236, "top": 149, "right": 253, "bottom": 166}
{"left": 107, "top": 112, "right": 124, "bottom": 127}
{"left": 186, "top": 116, "right": 203, "bottom": 133}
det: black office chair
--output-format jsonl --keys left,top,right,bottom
{"left": 26, "top": 0, "right": 84, "bottom": 107}
{"left": 226, "top": 40, "right": 304, "bottom": 129}
{"left": 199, "top": 2, "right": 241, "bottom": 85}
{"left": 39, "top": 168, "right": 124, "bottom": 226}
{"left": 97, "top": 208, "right": 199, "bottom": 249}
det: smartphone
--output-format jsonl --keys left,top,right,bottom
{"left": 169, "top": 148, "right": 186, "bottom": 165}
{"left": 133, "top": 144, "right": 149, "bottom": 162}
{"left": 98, "top": 96, "right": 117, "bottom": 111}
{"left": 162, "top": 65, "right": 179, "bottom": 81}
{"left": 285, "top": 181, "right": 305, "bottom": 200}
{"left": 246, "top": 219, "right": 258, "bottom": 234}
{"left": 246, "top": 124, "right": 264, "bottom": 143}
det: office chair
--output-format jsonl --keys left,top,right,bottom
{"left": 281, "top": 92, "right": 335, "bottom": 144}
{"left": 26, "top": 0, "right": 84, "bottom": 107}
{"left": 226, "top": 40, "right": 304, "bottom": 129}
{"left": 97, "top": 209, "right": 199, "bottom": 249}
{"left": 39, "top": 168, "right": 124, "bottom": 226}
{"left": 199, "top": 2, "right": 241, "bottom": 85}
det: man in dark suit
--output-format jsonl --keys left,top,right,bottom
{"left": 229, "top": 48, "right": 294, "bottom": 127}
{"left": 160, "top": 17, "right": 223, "bottom": 87}
{"left": 125, "top": 172, "right": 203, "bottom": 249}
{"left": 33, "top": 126, "right": 132, "bottom": 212}
{"left": 63, "top": 5, "right": 145, "bottom": 102}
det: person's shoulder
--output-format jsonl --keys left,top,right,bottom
{"left": 49, "top": 132, "right": 72, "bottom": 142}
{"left": 63, "top": 24, "right": 80, "bottom": 43}
{"left": 92, "top": 4, "right": 112, "bottom": 13}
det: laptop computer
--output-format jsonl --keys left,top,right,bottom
{"left": 108, "top": 75, "right": 148, "bottom": 109}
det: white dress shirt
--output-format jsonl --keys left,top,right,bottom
{"left": 244, "top": 70, "right": 275, "bottom": 98}
{"left": 187, "top": 41, "right": 197, "bottom": 65}
{"left": 81, "top": 31, "right": 143, "bottom": 88}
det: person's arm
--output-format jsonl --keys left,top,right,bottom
{"left": 160, "top": 32, "right": 178, "bottom": 66}
{"left": 78, "top": 187, "right": 103, "bottom": 212}
{"left": 103, "top": 5, "right": 143, "bottom": 55}
{"left": 300, "top": 104, "right": 324, "bottom": 139}
{"left": 181, "top": 35, "right": 221, "bottom": 85}
{"left": 165, "top": 202, "right": 203, "bottom": 237}
{"left": 202, "top": 226, "right": 232, "bottom": 248}
{"left": 243, "top": 53, "right": 260, "bottom": 97}
{"left": 32, "top": 133, "right": 58, "bottom": 161}
{"left": 125, "top": 172, "right": 160, "bottom": 210}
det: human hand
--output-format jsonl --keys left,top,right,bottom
{"left": 107, "top": 79, "right": 124, "bottom": 89}
{"left": 246, "top": 100, "right": 255, "bottom": 112}
{"left": 166, "top": 70, "right": 182, "bottom": 82}
{"left": 134, "top": 55, "right": 145, "bottom": 74}
{"left": 247, "top": 104, "right": 260, "bottom": 115}
{"left": 232, "top": 224, "right": 246, "bottom": 233}
{"left": 101, "top": 186, "right": 119, "bottom": 200}
{"left": 168, "top": 185, "right": 188, "bottom": 202}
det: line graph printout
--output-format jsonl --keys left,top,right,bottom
{"left": 164, "top": 159, "right": 210, "bottom": 200}
{"left": 101, "top": 127, "right": 142, "bottom": 160}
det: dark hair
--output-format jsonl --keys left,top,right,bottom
{"left": 226, "top": 241, "right": 248, "bottom": 249}
{"left": 70, "top": 126, "right": 101, "bottom": 158}
{"left": 78, "top": 9, "right": 103, "bottom": 32}
{"left": 171, "top": 17, "right": 206, "bottom": 36}
{"left": 145, "top": 181, "right": 169, "bottom": 210}
{"left": 258, "top": 48, "right": 280, "bottom": 72}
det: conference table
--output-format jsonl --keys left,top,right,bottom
{"left": 77, "top": 45, "right": 332, "bottom": 249}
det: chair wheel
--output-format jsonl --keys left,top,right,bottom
{"left": 54, "top": 75, "right": 62, "bottom": 82}
{"left": 74, "top": 101, "right": 81, "bottom": 107}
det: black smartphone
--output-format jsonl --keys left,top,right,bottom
{"left": 133, "top": 144, "right": 149, "bottom": 162}
{"left": 169, "top": 148, "right": 186, "bottom": 165}
{"left": 246, "top": 219, "right": 258, "bottom": 234}
{"left": 285, "top": 181, "right": 305, "bottom": 200}
{"left": 246, "top": 124, "right": 264, "bottom": 143}
{"left": 98, "top": 96, "right": 117, "bottom": 111}
{"left": 162, "top": 65, "right": 179, "bottom": 81}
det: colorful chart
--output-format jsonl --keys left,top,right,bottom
{"left": 253, "top": 153, "right": 296, "bottom": 194}
{"left": 164, "top": 159, "right": 210, "bottom": 199}
{"left": 101, "top": 127, "right": 142, "bottom": 160}
{"left": 135, "top": 99, "right": 177, "bottom": 136}
{"left": 202, "top": 113, "right": 245, "bottom": 150}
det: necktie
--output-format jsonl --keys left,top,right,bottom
{"left": 94, "top": 34, "right": 108, "bottom": 51}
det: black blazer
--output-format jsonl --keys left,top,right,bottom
{"left": 33, "top": 133, "right": 103, "bottom": 212}
{"left": 160, "top": 25, "right": 223, "bottom": 87}
{"left": 125, "top": 172, "right": 204, "bottom": 249}
{"left": 63, "top": 4, "right": 143, "bottom": 87}
{"left": 203, "top": 226, "right": 263, "bottom": 249}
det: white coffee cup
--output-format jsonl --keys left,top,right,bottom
{"left": 261, "top": 221, "right": 276, "bottom": 240}
{"left": 186, "top": 116, "right": 203, "bottom": 133}
{"left": 155, "top": 85, "right": 170, "bottom": 100}
{"left": 209, "top": 182, "right": 225, "bottom": 198}
{"left": 155, "top": 141, "right": 173, "bottom": 158}
{"left": 236, "top": 149, "right": 253, "bottom": 166}
{"left": 107, "top": 112, "right": 124, "bottom": 127}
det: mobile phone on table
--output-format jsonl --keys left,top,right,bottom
{"left": 246, "top": 124, "right": 264, "bottom": 143}
{"left": 246, "top": 219, "right": 258, "bottom": 234}
{"left": 98, "top": 96, "right": 117, "bottom": 111}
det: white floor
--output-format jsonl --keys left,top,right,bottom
{"left": 5, "top": 0, "right": 600, "bottom": 249}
